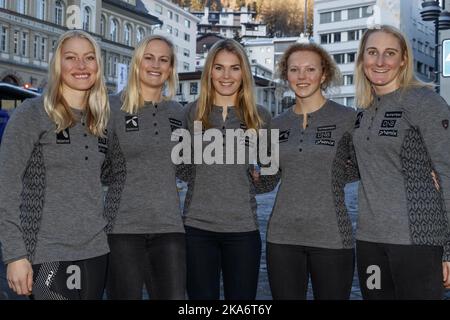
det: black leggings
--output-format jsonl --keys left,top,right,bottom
{"left": 186, "top": 226, "right": 261, "bottom": 300}
{"left": 106, "top": 233, "right": 186, "bottom": 300}
{"left": 31, "top": 254, "right": 107, "bottom": 300}
{"left": 267, "top": 242, "right": 354, "bottom": 300}
{"left": 356, "top": 240, "right": 444, "bottom": 300}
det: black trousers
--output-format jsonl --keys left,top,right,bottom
{"left": 106, "top": 233, "right": 186, "bottom": 300}
{"left": 356, "top": 240, "right": 444, "bottom": 300}
{"left": 267, "top": 242, "right": 355, "bottom": 300}
{"left": 31, "top": 254, "right": 107, "bottom": 300}
{"left": 185, "top": 226, "right": 261, "bottom": 300}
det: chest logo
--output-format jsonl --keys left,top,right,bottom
{"left": 384, "top": 111, "right": 403, "bottom": 118}
{"left": 56, "top": 128, "right": 70, "bottom": 144}
{"left": 279, "top": 130, "right": 290, "bottom": 143}
{"left": 169, "top": 118, "right": 183, "bottom": 132}
{"left": 98, "top": 136, "right": 108, "bottom": 154}
{"left": 378, "top": 129, "right": 398, "bottom": 137}
{"left": 354, "top": 112, "right": 364, "bottom": 129}
{"left": 125, "top": 115, "right": 139, "bottom": 132}
{"left": 381, "top": 120, "right": 397, "bottom": 128}
{"left": 315, "top": 125, "right": 335, "bottom": 146}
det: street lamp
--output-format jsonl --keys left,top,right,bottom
{"left": 420, "top": 0, "right": 450, "bottom": 93}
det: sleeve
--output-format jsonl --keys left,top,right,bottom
{"left": 415, "top": 90, "right": 450, "bottom": 261}
{"left": 253, "top": 107, "right": 281, "bottom": 194}
{"left": 0, "top": 100, "right": 42, "bottom": 264}
{"left": 101, "top": 120, "right": 126, "bottom": 233}
{"left": 345, "top": 133, "right": 360, "bottom": 183}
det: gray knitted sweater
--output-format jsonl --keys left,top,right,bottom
{"left": 0, "top": 97, "right": 110, "bottom": 265}
{"left": 102, "top": 95, "right": 185, "bottom": 234}
{"left": 353, "top": 87, "right": 450, "bottom": 261}
{"left": 266, "top": 100, "right": 358, "bottom": 249}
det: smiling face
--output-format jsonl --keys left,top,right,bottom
{"left": 60, "top": 37, "right": 98, "bottom": 93}
{"left": 211, "top": 50, "right": 243, "bottom": 105}
{"left": 287, "top": 50, "right": 326, "bottom": 101}
{"left": 363, "top": 31, "right": 405, "bottom": 95}
{"left": 139, "top": 39, "right": 172, "bottom": 92}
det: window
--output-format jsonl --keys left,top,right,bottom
{"left": 155, "top": 4, "right": 162, "bottom": 14}
{"left": 40, "top": 37, "right": 47, "bottom": 61}
{"left": 13, "top": 31, "right": 19, "bottom": 54}
{"left": 0, "top": 26, "right": 7, "bottom": 52}
{"left": 110, "top": 19, "right": 119, "bottom": 42}
{"left": 83, "top": 7, "right": 91, "bottom": 32}
{"left": 265, "top": 58, "right": 271, "bottom": 65}
{"left": 37, "top": 0, "right": 46, "bottom": 20}
{"left": 418, "top": 41, "right": 423, "bottom": 53}
{"left": 362, "top": 6, "right": 373, "bottom": 18}
{"left": 183, "top": 62, "right": 190, "bottom": 71}
{"left": 320, "top": 12, "right": 332, "bottom": 24}
{"left": 183, "top": 48, "right": 190, "bottom": 57}
{"left": 168, "top": 10, "right": 173, "bottom": 20}
{"left": 0, "top": 0, "right": 5, "bottom": 8}
{"left": 21, "top": 32, "right": 28, "bottom": 56}
{"left": 174, "top": 28, "right": 179, "bottom": 37}
{"left": 346, "top": 97, "right": 355, "bottom": 107}
{"left": 33, "top": 35, "right": 39, "bottom": 59}
{"left": 320, "top": 34, "right": 329, "bottom": 44}
{"left": 184, "top": 33, "right": 190, "bottom": 42}
{"left": 185, "top": 19, "right": 191, "bottom": 28}
{"left": 17, "top": 0, "right": 26, "bottom": 14}
{"left": 100, "top": 15, "right": 106, "bottom": 37}
{"left": 333, "top": 53, "right": 345, "bottom": 64}
{"left": 190, "top": 82, "right": 198, "bottom": 95}
{"left": 137, "top": 28, "right": 145, "bottom": 43}
{"left": 347, "top": 52, "right": 355, "bottom": 63}
{"left": 334, "top": 10, "right": 341, "bottom": 22}
{"left": 54, "top": 1, "right": 64, "bottom": 25}
{"left": 334, "top": 32, "right": 341, "bottom": 43}
{"left": 177, "top": 83, "right": 183, "bottom": 95}
{"left": 175, "top": 14, "right": 179, "bottom": 23}
{"left": 344, "top": 75, "right": 354, "bottom": 85}
{"left": 167, "top": 25, "right": 173, "bottom": 34}
{"left": 348, "top": 30, "right": 360, "bottom": 41}
{"left": 124, "top": 24, "right": 132, "bottom": 46}
{"left": 348, "top": 8, "right": 360, "bottom": 20}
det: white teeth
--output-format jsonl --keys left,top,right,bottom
{"left": 220, "top": 82, "right": 233, "bottom": 86}
{"left": 148, "top": 72, "right": 161, "bottom": 76}
{"left": 74, "top": 74, "right": 89, "bottom": 79}
{"left": 297, "top": 84, "right": 309, "bottom": 87}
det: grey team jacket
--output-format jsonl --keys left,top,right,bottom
{"left": 265, "top": 100, "right": 358, "bottom": 249}
{"left": 0, "top": 97, "right": 110, "bottom": 265}
{"left": 352, "top": 87, "right": 450, "bottom": 261}
{"left": 103, "top": 95, "right": 185, "bottom": 234}
{"left": 183, "top": 101, "right": 272, "bottom": 233}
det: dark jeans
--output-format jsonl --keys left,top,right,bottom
{"left": 31, "top": 254, "right": 107, "bottom": 300}
{"left": 185, "top": 226, "right": 261, "bottom": 300}
{"left": 106, "top": 233, "right": 186, "bottom": 300}
{"left": 356, "top": 240, "right": 444, "bottom": 300}
{"left": 267, "top": 242, "right": 354, "bottom": 300}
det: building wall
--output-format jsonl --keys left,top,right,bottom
{"left": 314, "top": 0, "right": 436, "bottom": 108}
{"left": 0, "top": 0, "right": 160, "bottom": 93}
{"left": 442, "top": 0, "right": 450, "bottom": 103}
{"left": 141, "top": 0, "right": 199, "bottom": 72}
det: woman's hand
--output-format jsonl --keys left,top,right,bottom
{"left": 7, "top": 258, "right": 33, "bottom": 296}
{"left": 443, "top": 262, "right": 450, "bottom": 289}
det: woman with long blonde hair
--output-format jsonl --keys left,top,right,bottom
{"left": 0, "top": 30, "right": 111, "bottom": 300}
{"left": 183, "top": 39, "right": 272, "bottom": 300}
{"left": 103, "top": 35, "right": 186, "bottom": 300}
{"left": 353, "top": 25, "right": 450, "bottom": 299}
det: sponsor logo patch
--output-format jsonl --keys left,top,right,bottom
{"left": 98, "top": 136, "right": 108, "bottom": 154}
{"left": 354, "top": 112, "right": 364, "bottom": 129}
{"left": 56, "top": 129, "right": 70, "bottom": 144}
{"left": 378, "top": 129, "right": 398, "bottom": 137}
{"left": 279, "top": 129, "right": 290, "bottom": 143}
{"left": 317, "top": 125, "right": 336, "bottom": 132}
{"left": 315, "top": 139, "right": 335, "bottom": 146}
{"left": 125, "top": 115, "right": 139, "bottom": 132}
{"left": 381, "top": 120, "right": 396, "bottom": 128}
{"left": 384, "top": 111, "right": 403, "bottom": 118}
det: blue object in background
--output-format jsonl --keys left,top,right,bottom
{"left": 0, "top": 109, "right": 9, "bottom": 143}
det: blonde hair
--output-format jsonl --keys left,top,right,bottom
{"left": 196, "top": 39, "right": 262, "bottom": 130}
{"left": 355, "top": 25, "right": 426, "bottom": 108}
{"left": 121, "top": 35, "right": 178, "bottom": 114}
{"left": 277, "top": 42, "right": 341, "bottom": 91}
{"left": 43, "top": 30, "right": 109, "bottom": 137}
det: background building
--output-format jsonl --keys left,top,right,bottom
{"left": 0, "top": 0, "right": 161, "bottom": 93}
{"left": 314, "top": 0, "right": 437, "bottom": 107}
{"left": 442, "top": 0, "right": 450, "bottom": 103}
{"left": 141, "top": 0, "right": 200, "bottom": 72}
